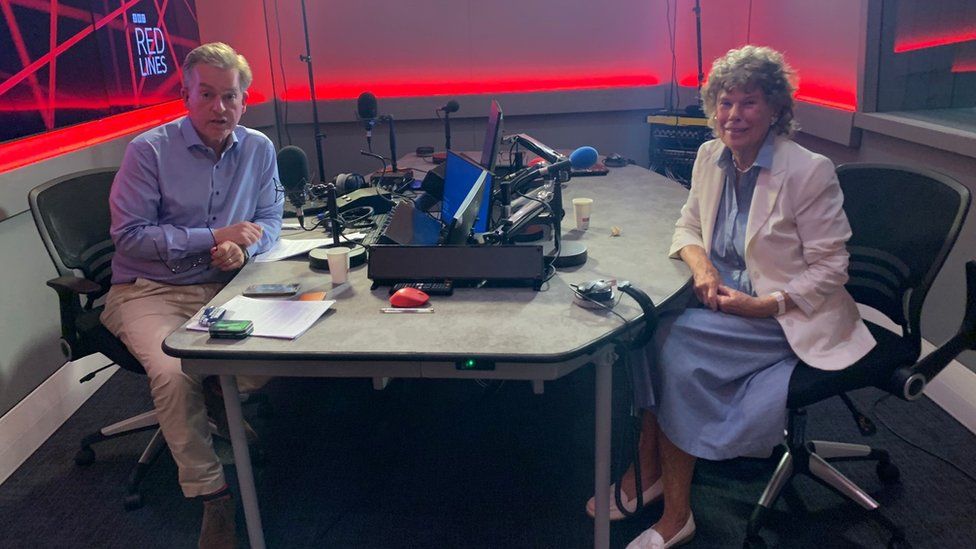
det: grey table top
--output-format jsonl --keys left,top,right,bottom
{"left": 163, "top": 163, "right": 690, "bottom": 365}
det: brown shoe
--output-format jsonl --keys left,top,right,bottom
{"left": 204, "top": 378, "right": 259, "bottom": 445}
{"left": 199, "top": 494, "right": 237, "bottom": 549}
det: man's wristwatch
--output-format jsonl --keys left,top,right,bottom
{"left": 771, "top": 291, "right": 787, "bottom": 316}
{"left": 241, "top": 245, "right": 250, "bottom": 265}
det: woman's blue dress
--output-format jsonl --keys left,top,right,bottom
{"left": 633, "top": 144, "right": 798, "bottom": 460}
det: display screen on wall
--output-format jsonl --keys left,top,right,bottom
{"left": 0, "top": 0, "right": 200, "bottom": 144}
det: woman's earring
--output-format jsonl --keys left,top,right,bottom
{"left": 770, "top": 117, "right": 778, "bottom": 127}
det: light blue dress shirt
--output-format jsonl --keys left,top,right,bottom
{"left": 709, "top": 131, "right": 776, "bottom": 296}
{"left": 109, "top": 117, "right": 283, "bottom": 285}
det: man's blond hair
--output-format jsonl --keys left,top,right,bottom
{"left": 181, "top": 42, "right": 252, "bottom": 91}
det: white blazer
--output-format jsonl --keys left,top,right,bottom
{"left": 669, "top": 137, "right": 875, "bottom": 370}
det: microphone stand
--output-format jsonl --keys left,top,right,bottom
{"left": 298, "top": 0, "right": 340, "bottom": 247}
{"left": 443, "top": 110, "right": 452, "bottom": 151}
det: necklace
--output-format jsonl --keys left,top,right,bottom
{"left": 732, "top": 156, "right": 754, "bottom": 174}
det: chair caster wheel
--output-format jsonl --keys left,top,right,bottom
{"left": 743, "top": 535, "right": 767, "bottom": 549}
{"left": 877, "top": 460, "right": 900, "bottom": 483}
{"left": 75, "top": 447, "right": 95, "bottom": 466}
{"left": 123, "top": 492, "right": 144, "bottom": 511}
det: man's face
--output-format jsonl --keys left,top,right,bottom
{"left": 181, "top": 64, "right": 247, "bottom": 152}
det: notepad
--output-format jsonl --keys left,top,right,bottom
{"left": 187, "top": 295, "right": 334, "bottom": 339}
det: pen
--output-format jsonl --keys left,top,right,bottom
{"left": 380, "top": 307, "right": 434, "bottom": 314}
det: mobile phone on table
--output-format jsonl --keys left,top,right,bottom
{"left": 243, "top": 283, "right": 300, "bottom": 297}
{"left": 208, "top": 319, "right": 254, "bottom": 339}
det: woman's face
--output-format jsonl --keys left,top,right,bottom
{"left": 715, "top": 86, "right": 776, "bottom": 159}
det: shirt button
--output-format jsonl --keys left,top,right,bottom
{"left": 212, "top": 216, "right": 217, "bottom": 221}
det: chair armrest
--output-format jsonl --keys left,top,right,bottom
{"left": 46, "top": 275, "right": 102, "bottom": 295}
{"left": 45, "top": 275, "right": 103, "bottom": 356}
{"left": 889, "top": 260, "right": 976, "bottom": 400}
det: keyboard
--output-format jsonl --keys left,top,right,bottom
{"left": 359, "top": 210, "right": 392, "bottom": 247}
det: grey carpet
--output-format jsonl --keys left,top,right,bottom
{"left": 1, "top": 364, "right": 974, "bottom": 548}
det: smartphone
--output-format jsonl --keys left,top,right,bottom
{"left": 208, "top": 319, "right": 254, "bottom": 339}
{"left": 243, "top": 283, "right": 300, "bottom": 297}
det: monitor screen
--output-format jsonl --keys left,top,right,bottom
{"left": 443, "top": 169, "right": 490, "bottom": 245}
{"left": 441, "top": 150, "right": 493, "bottom": 233}
{"left": 479, "top": 99, "right": 503, "bottom": 172}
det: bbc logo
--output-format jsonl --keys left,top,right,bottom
{"left": 131, "top": 13, "right": 147, "bottom": 24}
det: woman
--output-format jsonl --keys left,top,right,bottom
{"left": 586, "top": 45, "right": 876, "bottom": 548}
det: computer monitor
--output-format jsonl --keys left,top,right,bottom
{"left": 441, "top": 151, "right": 493, "bottom": 233}
{"left": 479, "top": 100, "right": 503, "bottom": 173}
{"left": 443, "top": 169, "right": 490, "bottom": 245}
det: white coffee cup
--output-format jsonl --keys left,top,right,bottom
{"left": 325, "top": 246, "right": 351, "bottom": 285}
{"left": 572, "top": 198, "right": 593, "bottom": 230}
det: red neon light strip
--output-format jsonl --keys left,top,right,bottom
{"left": 0, "top": 100, "right": 186, "bottom": 173}
{"left": 283, "top": 74, "right": 661, "bottom": 101}
{"left": 894, "top": 31, "right": 976, "bottom": 53}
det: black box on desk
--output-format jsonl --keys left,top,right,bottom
{"left": 368, "top": 245, "right": 545, "bottom": 290}
{"left": 646, "top": 111, "right": 712, "bottom": 188}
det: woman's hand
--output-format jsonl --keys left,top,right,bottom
{"left": 680, "top": 245, "right": 721, "bottom": 310}
{"left": 210, "top": 241, "right": 247, "bottom": 271}
{"left": 716, "top": 285, "right": 778, "bottom": 318}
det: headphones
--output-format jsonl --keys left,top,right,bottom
{"left": 575, "top": 279, "right": 658, "bottom": 349}
{"left": 617, "top": 281, "right": 658, "bottom": 349}
{"left": 334, "top": 173, "right": 368, "bottom": 196}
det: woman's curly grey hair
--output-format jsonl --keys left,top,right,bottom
{"left": 702, "top": 45, "right": 798, "bottom": 137}
{"left": 182, "top": 42, "right": 252, "bottom": 91}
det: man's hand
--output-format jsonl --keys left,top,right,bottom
{"left": 716, "top": 285, "right": 777, "bottom": 318}
{"left": 212, "top": 222, "right": 262, "bottom": 247}
{"left": 211, "top": 241, "right": 247, "bottom": 271}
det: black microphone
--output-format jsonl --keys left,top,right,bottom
{"left": 437, "top": 100, "right": 460, "bottom": 114}
{"left": 277, "top": 145, "right": 310, "bottom": 223}
{"left": 357, "top": 91, "right": 378, "bottom": 149}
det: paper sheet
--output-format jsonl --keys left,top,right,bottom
{"left": 187, "top": 295, "right": 334, "bottom": 339}
{"left": 253, "top": 234, "right": 368, "bottom": 262}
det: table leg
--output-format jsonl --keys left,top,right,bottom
{"left": 220, "top": 375, "right": 266, "bottom": 549}
{"left": 594, "top": 349, "right": 613, "bottom": 549}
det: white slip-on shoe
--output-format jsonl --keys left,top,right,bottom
{"left": 625, "top": 512, "right": 695, "bottom": 549}
{"left": 585, "top": 477, "right": 664, "bottom": 520}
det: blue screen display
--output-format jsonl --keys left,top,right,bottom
{"left": 441, "top": 151, "right": 493, "bottom": 233}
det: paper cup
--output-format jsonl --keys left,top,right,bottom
{"left": 572, "top": 198, "right": 593, "bottom": 230}
{"left": 325, "top": 246, "right": 351, "bottom": 284}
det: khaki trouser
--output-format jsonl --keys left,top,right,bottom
{"left": 101, "top": 278, "right": 266, "bottom": 497}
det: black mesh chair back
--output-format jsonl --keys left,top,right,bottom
{"left": 28, "top": 168, "right": 143, "bottom": 374}
{"left": 839, "top": 163, "right": 971, "bottom": 359}
{"left": 29, "top": 168, "right": 117, "bottom": 298}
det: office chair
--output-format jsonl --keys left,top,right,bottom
{"left": 743, "top": 164, "right": 975, "bottom": 549}
{"left": 29, "top": 168, "right": 165, "bottom": 511}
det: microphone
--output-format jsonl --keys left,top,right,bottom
{"left": 514, "top": 146, "right": 599, "bottom": 186}
{"left": 434, "top": 100, "right": 460, "bottom": 160}
{"left": 437, "top": 100, "right": 460, "bottom": 114}
{"left": 277, "top": 146, "right": 311, "bottom": 222}
{"left": 357, "top": 91, "right": 378, "bottom": 149}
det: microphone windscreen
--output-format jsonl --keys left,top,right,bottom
{"left": 569, "top": 146, "right": 599, "bottom": 169}
{"left": 443, "top": 100, "right": 460, "bottom": 113}
{"left": 357, "top": 92, "right": 378, "bottom": 120}
{"left": 277, "top": 146, "right": 309, "bottom": 191}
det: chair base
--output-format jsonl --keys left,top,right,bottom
{"left": 744, "top": 409, "right": 906, "bottom": 548}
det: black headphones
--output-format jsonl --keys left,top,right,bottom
{"left": 576, "top": 279, "right": 658, "bottom": 349}
{"left": 617, "top": 281, "right": 658, "bottom": 349}
{"left": 335, "top": 173, "right": 368, "bottom": 196}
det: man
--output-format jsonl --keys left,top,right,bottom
{"left": 101, "top": 42, "right": 282, "bottom": 548}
